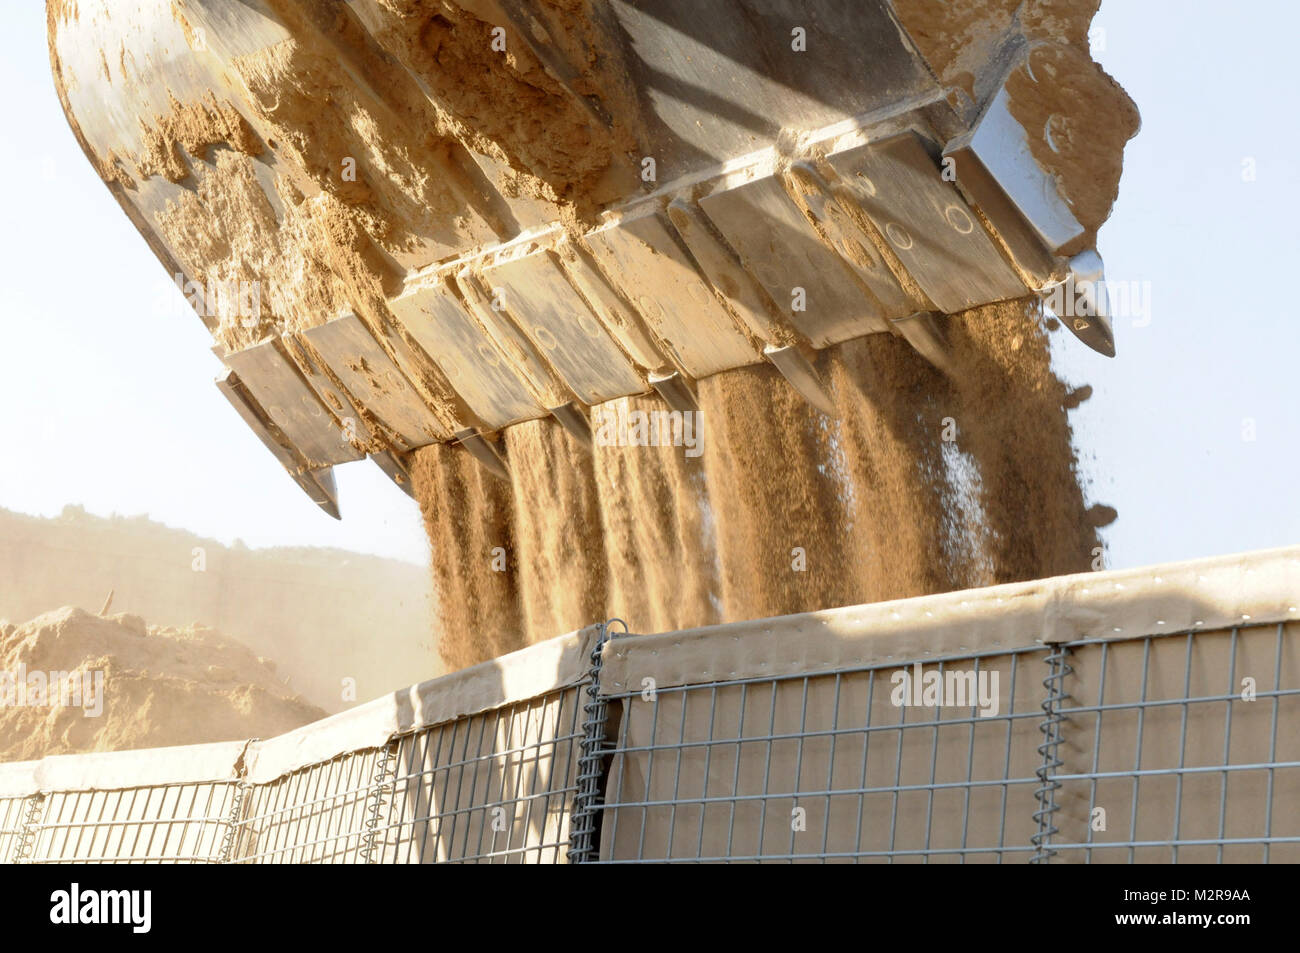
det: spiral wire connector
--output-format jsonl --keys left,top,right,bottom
{"left": 1032, "top": 643, "right": 1073, "bottom": 863}
{"left": 362, "top": 742, "right": 398, "bottom": 864}
{"left": 567, "top": 618, "right": 626, "bottom": 863}
{"left": 11, "top": 792, "right": 44, "bottom": 863}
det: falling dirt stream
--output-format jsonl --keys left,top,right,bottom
{"left": 413, "top": 298, "right": 1107, "bottom": 670}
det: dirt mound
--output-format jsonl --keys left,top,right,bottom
{"left": 0, "top": 506, "right": 435, "bottom": 711}
{"left": 0, "top": 607, "right": 325, "bottom": 761}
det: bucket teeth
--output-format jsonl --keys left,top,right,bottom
{"left": 294, "top": 468, "right": 340, "bottom": 520}
{"left": 663, "top": 198, "right": 788, "bottom": 346}
{"left": 891, "top": 311, "right": 953, "bottom": 375}
{"left": 548, "top": 402, "right": 594, "bottom": 453}
{"left": 648, "top": 371, "right": 700, "bottom": 414}
{"left": 215, "top": 369, "right": 342, "bottom": 519}
{"left": 370, "top": 450, "right": 416, "bottom": 499}
{"left": 1056, "top": 250, "right": 1116, "bottom": 358}
{"left": 455, "top": 429, "right": 510, "bottom": 481}
{"left": 762, "top": 345, "right": 837, "bottom": 417}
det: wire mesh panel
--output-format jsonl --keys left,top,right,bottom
{"left": 0, "top": 560, "right": 1293, "bottom": 865}
{"left": 0, "top": 795, "right": 31, "bottom": 861}
{"left": 597, "top": 647, "right": 1046, "bottom": 863}
{"left": 370, "top": 686, "right": 585, "bottom": 863}
{"left": 27, "top": 783, "right": 238, "bottom": 863}
{"left": 232, "top": 749, "right": 378, "bottom": 864}
{"left": 1050, "top": 621, "right": 1300, "bottom": 863}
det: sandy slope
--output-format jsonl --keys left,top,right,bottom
{"left": 0, "top": 606, "right": 325, "bottom": 761}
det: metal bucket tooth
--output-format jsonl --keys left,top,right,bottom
{"left": 552, "top": 235, "right": 670, "bottom": 375}
{"left": 782, "top": 160, "right": 916, "bottom": 317}
{"left": 480, "top": 246, "right": 643, "bottom": 406}
{"left": 817, "top": 135, "right": 1026, "bottom": 314}
{"left": 293, "top": 468, "right": 341, "bottom": 520}
{"left": 221, "top": 338, "right": 364, "bottom": 468}
{"left": 548, "top": 402, "right": 594, "bottom": 453}
{"left": 454, "top": 428, "right": 510, "bottom": 482}
{"left": 697, "top": 167, "right": 895, "bottom": 348}
{"left": 648, "top": 370, "right": 700, "bottom": 414}
{"left": 1045, "top": 250, "right": 1116, "bottom": 358}
{"left": 580, "top": 207, "right": 758, "bottom": 378}
{"left": 215, "top": 368, "right": 342, "bottom": 519}
{"left": 762, "top": 345, "right": 837, "bottom": 418}
{"left": 891, "top": 312, "right": 954, "bottom": 376}
{"left": 370, "top": 450, "right": 416, "bottom": 499}
{"left": 300, "top": 313, "right": 454, "bottom": 451}
{"left": 387, "top": 280, "right": 543, "bottom": 433}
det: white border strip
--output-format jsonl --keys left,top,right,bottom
{"left": 600, "top": 546, "right": 1300, "bottom": 693}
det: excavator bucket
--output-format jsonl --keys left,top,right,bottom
{"left": 48, "top": 0, "right": 1128, "bottom": 514}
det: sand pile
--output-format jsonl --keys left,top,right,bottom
{"left": 0, "top": 507, "right": 435, "bottom": 712}
{"left": 0, "top": 607, "right": 325, "bottom": 761}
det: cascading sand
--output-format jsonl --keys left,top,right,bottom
{"left": 412, "top": 304, "right": 1107, "bottom": 669}
{"left": 590, "top": 394, "right": 720, "bottom": 633}
{"left": 504, "top": 416, "right": 609, "bottom": 644}
{"left": 942, "top": 299, "right": 1103, "bottom": 583}
{"left": 825, "top": 332, "right": 964, "bottom": 602}
{"left": 694, "top": 362, "right": 862, "bottom": 621}
{"left": 408, "top": 440, "right": 522, "bottom": 671}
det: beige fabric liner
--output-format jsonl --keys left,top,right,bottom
{"left": 601, "top": 623, "right": 1300, "bottom": 862}
{"left": 601, "top": 545, "right": 1300, "bottom": 693}
{"left": 598, "top": 547, "right": 1300, "bottom": 863}
{"left": 603, "top": 646, "right": 1049, "bottom": 861}
{"left": 0, "top": 740, "right": 249, "bottom": 799}
{"left": 1057, "top": 619, "right": 1300, "bottom": 863}
{"left": 245, "top": 622, "right": 598, "bottom": 784}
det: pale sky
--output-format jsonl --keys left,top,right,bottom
{"left": 0, "top": 1, "right": 1295, "bottom": 570}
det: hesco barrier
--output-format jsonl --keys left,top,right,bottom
{"left": 1, "top": 547, "right": 1297, "bottom": 864}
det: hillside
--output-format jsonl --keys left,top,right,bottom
{"left": 0, "top": 505, "right": 436, "bottom": 710}
{"left": 0, "top": 606, "right": 326, "bottom": 760}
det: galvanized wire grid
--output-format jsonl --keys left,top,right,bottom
{"left": 0, "top": 621, "right": 1293, "bottom": 864}
{"left": 368, "top": 686, "right": 585, "bottom": 863}
{"left": 595, "top": 646, "right": 1046, "bottom": 863}
{"left": 0, "top": 795, "right": 31, "bottom": 862}
{"left": 1049, "top": 621, "right": 1300, "bottom": 863}
{"left": 22, "top": 783, "right": 238, "bottom": 863}
{"left": 231, "top": 749, "right": 380, "bottom": 863}
{"left": 591, "top": 622, "right": 1299, "bottom": 863}
{"left": 230, "top": 686, "right": 585, "bottom": 863}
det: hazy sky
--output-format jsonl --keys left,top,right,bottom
{"left": 1, "top": 2, "right": 1295, "bottom": 571}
